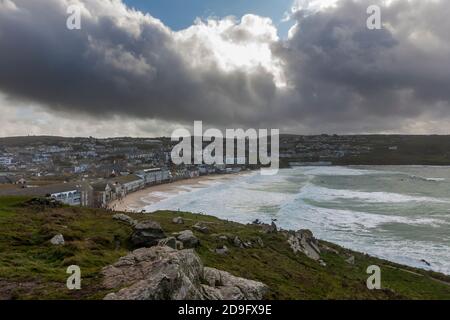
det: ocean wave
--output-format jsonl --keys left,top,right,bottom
{"left": 137, "top": 166, "right": 450, "bottom": 275}
{"left": 279, "top": 199, "right": 445, "bottom": 232}
{"left": 297, "top": 166, "right": 390, "bottom": 177}
{"left": 298, "top": 183, "right": 450, "bottom": 204}
{"left": 409, "top": 175, "right": 446, "bottom": 182}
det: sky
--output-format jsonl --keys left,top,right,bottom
{"left": 1, "top": 0, "right": 450, "bottom": 137}
{"left": 124, "top": 0, "right": 294, "bottom": 36}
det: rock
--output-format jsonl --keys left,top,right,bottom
{"left": 287, "top": 229, "right": 321, "bottom": 261}
{"left": 158, "top": 237, "right": 177, "bottom": 250}
{"left": 193, "top": 222, "right": 209, "bottom": 233}
{"left": 218, "top": 235, "right": 228, "bottom": 241}
{"left": 172, "top": 217, "right": 184, "bottom": 224}
{"left": 24, "top": 197, "right": 62, "bottom": 208}
{"left": 176, "top": 230, "right": 200, "bottom": 248}
{"left": 261, "top": 222, "right": 278, "bottom": 233}
{"left": 233, "top": 236, "right": 244, "bottom": 248}
{"left": 50, "top": 234, "right": 64, "bottom": 245}
{"left": 243, "top": 241, "right": 253, "bottom": 248}
{"left": 176, "top": 241, "right": 184, "bottom": 250}
{"left": 215, "top": 245, "right": 229, "bottom": 255}
{"left": 203, "top": 267, "right": 268, "bottom": 300}
{"left": 255, "top": 237, "right": 264, "bottom": 248}
{"left": 131, "top": 220, "right": 165, "bottom": 248}
{"left": 270, "top": 221, "right": 278, "bottom": 232}
{"left": 346, "top": 256, "right": 355, "bottom": 265}
{"left": 102, "top": 246, "right": 205, "bottom": 300}
{"left": 113, "top": 214, "right": 137, "bottom": 227}
{"left": 102, "top": 246, "right": 267, "bottom": 300}
{"left": 252, "top": 219, "right": 261, "bottom": 225}
{"left": 319, "top": 259, "right": 327, "bottom": 267}
{"left": 321, "top": 244, "right": 339, "bottom": 255}
{"left": 421, "top": 259, "right": 431, "bottom": 267}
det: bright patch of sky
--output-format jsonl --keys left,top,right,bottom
{"left": 124, "top": 0, "right": 296, "bottom": 37}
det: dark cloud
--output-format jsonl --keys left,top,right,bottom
{"left": 1, "top": 0, "right": 450, "bottom": 134}
{"left": 0, "top": 0, "right": 280, "bottom": 127}
{"left": 280, "top": 0, "right": 450, "bottom": 132}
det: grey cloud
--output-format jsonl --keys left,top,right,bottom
{"left": 280, "top": 0, "right": 450, "bottom": 132}
{"left": 1, "top": 0, "right": 450, "bottom": 134}
{"left": 0, "top": 0, "right": 280, "bottom": 127}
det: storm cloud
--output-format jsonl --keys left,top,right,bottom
{"left": 282, "top": 0, "right": 450, "bottom": 132}
{"left": 1, "top": 0, "right": 450, "bottom": 135}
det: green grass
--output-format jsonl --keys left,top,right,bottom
{"left": 0, "top": 196, "right": 449, "bottom": 300}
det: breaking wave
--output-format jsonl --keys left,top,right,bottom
{"left": 298, "top": 183, "right": 450, "bottom": 204}
{"left": 140, "top": 166, "right": 450, "bottom": 275}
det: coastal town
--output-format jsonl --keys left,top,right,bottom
{"left": 2, "top": 134, "right": 450, "bottom": 208}
{"left": 0, "top": 136, "right": 248, "bottom": 208}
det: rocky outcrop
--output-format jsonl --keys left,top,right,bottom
{"left": 287, "top": 229, "right": 321, "bottom": 261}
{"left": 321, "top": 244, "right": 339, "bottom": 255}
{"left": 172, "top": 217, "right": 184, "bottom": 224}
{"left": 255, "top": 237, "right": 264, "bottom": 248}
{"left": 233, "top": 236, "right": 244, "bottom": 248}
{"left": 269, "top": 221, "right": 278, "bottom": 233}
{"left": 113, "top": 214, "right": 137, "bottom": 227}
{"left": 157, "top": 237, "right": 179, "bottom": 250}
{"left": 232, "top": 236, "right": 263, "bottom": 249}
{"left": 50, "top": 234, "right": 64, "bottom": 245}
{"left": 203, "top": 267, "right": 268, "bottom": 300}
{"left": 260, "top": 221, "right": 278, "bottom": 233}
{"left": 102, "top": 246, "right": 267, "bottom": 300}
{"left": 131, "top": 220, "right": 166, "bottom": 247}
{"left": 24, "top": 197, "right": 62, "bottom": 208}
{"left": 346, "top": 256, "right": 355, "bottom": 265}
{"left": 175, "top": 230, "right": 200, "bottom": 248}
{"left": 214, "top": 245, "right": 229, "bottom": 255}
{"left": 102, "top": 246, "right": 204, "bottom": 300}
{"left": 192, "top": 222, "right": 209, "bottom": 233}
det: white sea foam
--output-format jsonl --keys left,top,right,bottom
{"left": 409, "top": 175, "right": 446, "bottom": 182}
{"left": 299, "top": 166, "right": 388, "bottom": 176}
{"left": 140, "top": 166, "right": 450, "bottom": 275}
{"left": 298, "top": 183, "right": 450, "bottom": 204}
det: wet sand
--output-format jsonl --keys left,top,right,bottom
{"left": 109, "top": 173, "right": 250, "bottom": 213}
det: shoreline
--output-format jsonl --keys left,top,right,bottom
{"left": 109, "top": 165, "right": 450, "bottom": 276}
{"left": 109, "top": 171, "right": 253, "bottom": 212}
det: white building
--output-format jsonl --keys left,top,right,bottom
{"left": 32, "top": 154, "right": 51, "bottom": 164}
{"left": 0, "top": 156, "right": 13, "bottom": 166}
{"left": 0, "top": 182, "right": 89, "bottom": 207}
{"left": 113, "top": 174, "right": 145, "bottom": 194}
{"left": 136, "top": 168, "right": 171, "bottom": 186}
{"left": 50, "top": 189, "right": 82, "bottom": 206}
{"left": 74, "top": 164, "right": 89, "bottom": 173}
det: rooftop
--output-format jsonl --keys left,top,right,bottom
{"left": 0, "top": 183, "right": 81, "bottom": 197}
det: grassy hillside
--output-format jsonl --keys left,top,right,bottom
{"left": 0, "top": 196, "right": 449, "bottom": 300}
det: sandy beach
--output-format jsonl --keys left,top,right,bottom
{"left": 109, "top": 172, "right": 250, "bottom": 213}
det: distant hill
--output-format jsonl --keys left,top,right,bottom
{"left": 4, "top": 134, "right": 450, "bottom": 165}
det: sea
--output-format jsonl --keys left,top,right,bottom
{"left": 141, "top": 166, "right": 450, "bottom": 275}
